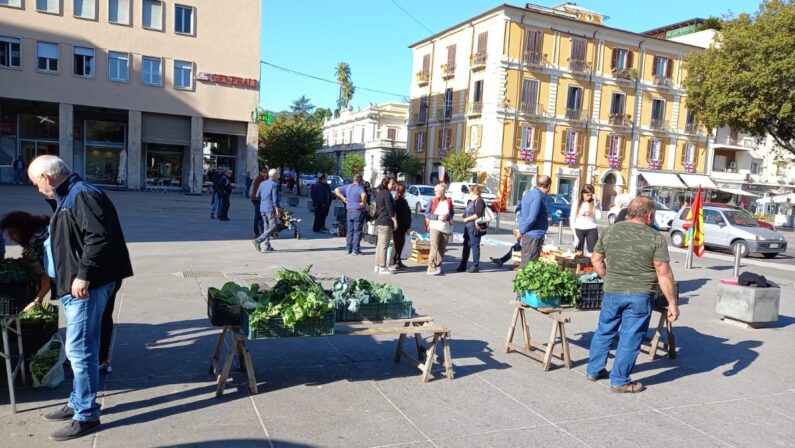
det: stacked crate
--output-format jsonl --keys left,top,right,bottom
{"left": 410, "top": 239, "right": 431, "bottom": 264}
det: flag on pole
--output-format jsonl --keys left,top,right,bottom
{"left": 684, "top": 185, "right": 705, "bottom": 257}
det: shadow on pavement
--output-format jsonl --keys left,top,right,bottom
{"left": 168, "top": 441, "right": 318, "bottom": 448}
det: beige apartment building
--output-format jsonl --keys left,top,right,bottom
{"left": 0, "top": 0, "right": 260, "bottom": 192}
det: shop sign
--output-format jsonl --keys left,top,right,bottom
{"left": 557, "top": 167, "right": 580, "bottom": 177}
{"left": 513, "top": 163, "right": 537, "bottom": 173}
{"left": 195, "top": 72, "right": 258, "bottom": 89}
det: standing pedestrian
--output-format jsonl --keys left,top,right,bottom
{"left": 586, "top": 196, "right": 679, "bottom": 393}
{"left": 424, "top": 184, "right": 454, "bottom": 275}
{"left": 570, "top": 184, "right": 601, "bottom": 254}
{"left": 244, "top": 171, "right": 253, "bottom": 199}
{"left": 391, "top": 182, "right": 412, "bottom": 269}
{"left": 311, "top": 174, "right": 332, "bottom": 232}
{"left": 27, "top": 155, "right": 132, "bottom": 440}
{"left": 13, "top": 156, "right": 25, "bottom": 184}
{"left": 458, "top": 184, "right": 486, "bottom": 273}
{"left": 209, "top": 168, "right": 221, "bottom": 219}
{"left": 334, "top": 174, "right": 367, "bottom": 255}
{"left": 517, "top": 175, "right": 551, "bottom": 267}
{"left": 250, "top": 167, "right": 268, "bottom": 238}
{"left": 216, "top": 170, "right": 233, "bottom": 221}
{"left": 373, "top": 176, "right": 397, "bottom": 274}
{"left": 253, "top": 168, "right": 281, "bottom": 252}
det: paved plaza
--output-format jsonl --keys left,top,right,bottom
{"left": 1, "top": 185, "right": 794, "bottom": 448}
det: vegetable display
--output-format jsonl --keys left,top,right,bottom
{"left": 330, "top": 276, "right": 406, "bottom": 313}
{"left": 30, "top": 340, "right": 62, "bottom": 382}
{"left": 208, "top": 282, "right": 261, "bottom": 310}
{"left": 246, "top": 266, "right": 334, "bottom": 328}
{"left": 19, "top": 303, "right": 58, "bottom": 323}
{"left": 513, "top": 261, "right": 580, "bottom": 305}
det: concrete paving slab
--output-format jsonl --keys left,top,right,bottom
{"left": 431, "top": 424, "right": 583, "bottom": 448}
{"left": 747, "top": 390, "right": 795, "bottom": 418}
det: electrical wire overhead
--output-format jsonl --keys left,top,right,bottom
{"left": 260, "top": 60, "right": 406, "bottom": 98}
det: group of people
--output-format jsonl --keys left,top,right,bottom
{"left": 2, "top": 155, "right": 132, "bottom": 440}
{"left": 209, "top": 168, "right": 234, "bottom": 221}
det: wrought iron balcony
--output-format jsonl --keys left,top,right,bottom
{"left": 649, "top": 119, "right": 669, "bottom": 130}
{"left": 565, "top": 108, "right": 585, "bottom": 121}
{"left": 435, "top": 107, "right": 453, "bottom": 121}
{"left": 523, "top": 51, "right": 545, "bottom": 66}
{"left": 415, "top": 71, "right": 429, "bottom": 86}
{"left": 684, "top": 122, "right": 701, "bottom": 134}
{"left": 653, "top": 76, "right": 672, "bottom": 87}
{"left": 467, "top": 102, "right": 483, "bottom": 116}
{"left": 609, "top": 114, "right": 632, "bottom": 126}
{"left": 519, "top": 102, "right": 545, "bottom": 116}
{"left": 440, "top": 64, "right": 456, "bottom": 80}
{"left": 470, "top": 53, "right": 487, "bottom": 70}
{"left": 568, "top": 59, "right": 589, "bottom": 72}
{"left": 411, "top": 112, "right": 428, "bottom": 125}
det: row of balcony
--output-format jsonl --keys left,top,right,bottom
{"left": 416, "top": 53, "right": 490, "bottom": 85}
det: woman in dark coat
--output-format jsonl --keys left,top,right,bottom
{"left": 391, "top": 183, "right": 413, "bottom": 269}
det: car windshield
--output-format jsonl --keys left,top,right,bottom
{"left": 724, "top": 210, "right": 759, "bottom": 227}
{"left": 547, "top": 195, "right": 570, "bottom": 205}
{"left": 418, "top": 187, "right": 434, "bottom": 196}
{"left": 655, "top": 202, "right": 670, "bottom": 211}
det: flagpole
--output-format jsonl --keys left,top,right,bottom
{"left": 685, "top": 228, "right": 694, "bottom": 269}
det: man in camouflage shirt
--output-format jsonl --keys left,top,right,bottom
{"left": 587, "top": 196, "right": 679, "bottom": 393}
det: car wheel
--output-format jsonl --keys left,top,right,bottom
{"left": 415, "top": 202, "right": 422, "bottom": 214}
{"left": 762, "top": 253, "right": 778, "bottom": 259}
{"left": 731, "top": 240, "right": 749, "bottom": 258}
{"left": 670, "top": 231, "right": 685, "bottom": 248}
{"left": 608, "top": 214, "right": 616, "bottom": 224}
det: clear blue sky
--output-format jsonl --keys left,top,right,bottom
{"left": 260, "top": 0, "right": 760, "bottom": 112}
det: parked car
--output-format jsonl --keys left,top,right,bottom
{"left": 405, "top": 184, "right": 436, "bottom": 213}
{"left": 447, "top": 182, "right": 496, "bottom": 209}
{"left": 607, "top": 200, "right": 677, "bottom": 229}
{"left": 515, "top": 194, "right": 571, "bottom": 225}
{"left": 298, "top": 174, "right": 317, "bottom": 190}
{"left": 703, "top": 202, "right": 775, "bottom": 229}
{"left": 327, "top": 175, "right": 343, "bottom": 185}
{"left": 669, "top": 205, "right": 788, "bottom": 258}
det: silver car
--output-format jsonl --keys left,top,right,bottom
{"left": 669, "top": 206, "right": 787, "bottom": 258}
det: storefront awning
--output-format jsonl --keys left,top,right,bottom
{"left": 678, "top": 174, "right": 718, "bottom": 189}
{"left": 639, "top": 171, "right": 687, "bottom": 188}
{"left": 718, "top": 187, "right": 759, "bottom": 197}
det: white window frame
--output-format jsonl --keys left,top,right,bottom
{"left": 141, "top": 56, "right": 162, "bottom": 86}
{"left": 0, "top": 0, "right": 23, "bottom": 9}
{"left": 610, "top": 92, "right": 625, "bottom": 115}
{"left": 107, "top": 51, "right": 129, "bottom": 82}
{"left": 651, "top": 98, "right": 666, "bottom": 121}
{"left": 0, "top": 36, "right": 21, "bottom": 69}
{"left": 142, "top": 0, "right": 164, "bottom": 31}
{"left": 73, "top": 46, "right": 95, "bottom": 78}
{"left": 649, "top": 139, "right": 662, "bottom": 162}
{"left": 608, "top": 134, "right": 622, "bottom": 157}
{"left": 415, "top": 131, "right": 425, "bottom": 152}
{"left": 73, "top": 0, "right": 97, "bottom": 20}
{"left": 654, "top": 56, "right": 668, "bottom": 78}
{"left": 439, "top": 127, "right": 451, "bottom": 150}
{"left": 109, "top": 0, "right": 132, "bottom": 25}
{"left": 36, "top": 41, "right": 59, "bottom": 73}
{"left": 520, "top": 125, "right": 535, "bottom": 150}
{"left": 173, "top": 60, "right": 193, "bottom": 90}
{"left": 683, "top": 143, "right": 695, "bottom": 164}
{"left": 36, "top": 0, "right": 59, "bottom": 14}
{"left": 614, "top": 48, "right": 628, "bottom": 71}
{"left": 174, "top": 4, "right": 195, "bottom": 35}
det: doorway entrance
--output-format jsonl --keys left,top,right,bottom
{"left": 511, "top": 172, "right": 534, "bottom": 207}
{"left": 20, "top": 140, "right": 59, "bottom": 164}
{"left": 601, "top": 173, "right": 617, "bottom": 210}
{"left": 558, "top": 177, "right": 576, "bottom": 202}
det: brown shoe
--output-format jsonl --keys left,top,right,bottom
{"left": 611, "top": 381, "right": 644, "bottom": 393}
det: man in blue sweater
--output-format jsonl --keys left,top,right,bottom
{"left": 253, "top": 168, "right": 281, "bottom": 252}
{"left": 517, "top": 175, "right": 551, "bottom": 267}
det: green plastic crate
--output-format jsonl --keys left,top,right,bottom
{"left": 241, "top": 309, "right": 335, "bottom": 339}
{"left": 338, "top": 300, "right": 414, "bottom": 322}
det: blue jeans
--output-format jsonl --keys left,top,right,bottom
{"left": 460, "top": 225, "right": 482, "bottom": 267}
{"left": 587, "top": 292, "right": 653, "bottom": 387}
{"left": 211, "top": 192, "right": 220, "bottom": 216}
{"left": 346, "top": 210, "right": 364, "bottom": 253}
{"left": 255, "top": 211, "right": 278, "bottom": 246}
{"left": 62, "top": 282, "right": 114, "bottom": 422}
{"left": 252, "top": 202, "right": 264, "bottom": 237}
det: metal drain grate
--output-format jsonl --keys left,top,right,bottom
{"left": 179, "top": 271, "right": 226, "bottom": 279}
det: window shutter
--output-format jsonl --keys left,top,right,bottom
{"left": 647, "top": 140, "right": 653, "bottom": 161}
{"left": 576, "top": 132, "right": 584, "bottom": 154}
{"left": 532, "top": 126, "right": 541, "bottom": 150}
{"left": 447, "top": 45, "right": 456, "bottom": 66}
{"left": 477, "top": 125, "right": 483, "bottom": 147}
{"left": 666, "top": 58, "right": 673, "bottom": 77}
{"left": 560, "top": 129, "right": 567, "bottom": 154}
{"left": 520, "top": 125, "right": 529, "bottom": 149}
{"left": 477, "top": 32, "right": 488, "bottom": 54}
{"left": 626, "top": 51, "right": 634, "bottom": 69}
{"left": 610, "top": 48, "right": 617, "bottom": 70}
{"left": 422, "top": 54, "right": 430, "bottom": 74}
{"left": 651, "top": 56, "right": 658, "bottom": 77}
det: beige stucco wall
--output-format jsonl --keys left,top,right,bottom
{"left": 0, "top": 0, "right": 260, "bottom": 122}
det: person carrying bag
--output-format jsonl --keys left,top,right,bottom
{"left": 458, "top": 185, "right": 487, "bottom": 273}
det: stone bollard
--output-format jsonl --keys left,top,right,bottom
{"left": 715, "top": 282, "right": 780, "bottom": 329}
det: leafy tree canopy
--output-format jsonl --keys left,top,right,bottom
{"left": 258, "top": 113, "right": 323, "bottom": 194}
{"left": 341, "top": 153, "right": 365, "bottom": 178}
{"left": 400, "top": 156, "right": 423, "bottom": 178}
{"left": 684, "top": 0, "right": 795, "bottom": 155}
{"left": 381, "top": 149, "right": 413, "bottom": 176}
{"left": 441, "top": 151, "right": 477, "bottom": 182}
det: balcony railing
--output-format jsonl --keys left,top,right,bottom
{"left": 565, "top": 108, "right": 585, "bottom": 121}
{"left": 649, "top": 119, "right": 669, "bottom": 130}
{"left": 568, "top": 59, "right": 589, "bottom": 72}
{"left": 412, "top": 112, "right": 428, "bottom": 125}
{"left": 519, "top": 102, "right": 545, "bottom": 116}
{"left": 523, "top": 51, "right": 545, "bottom": 66}
{"left": 684, "top": 122, "right": 701, "bottom": 134}
{"left": 612, "top": 68, "right": 633, "bottom": 80}
{"left": 435, "top": 107, "right": 453, "bottom": 121}
{"left": 415, "top": 71, "right": 429, "bottom": 86}
{"left": 440, "top": 63, "right": 456, "bottom": 80}
{"left": 467, "top": 102, "right": 483, "bottom": 116}
{"left": 653, "top": 76, "right": 672, "bottom": 87}
{"left": 609, "top": 113, "right": 632, "bottom": 126}
{"left": 470, "top": 53, "right": 487, "bottom": 70}
{"left": 713, "top": 136, "right": 757, "bottom": 147}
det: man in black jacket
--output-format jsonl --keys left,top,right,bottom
{"left": 28, "top": 155, "right": 133, "bottom": 441}
{"left": 216, "top": 169, "right": 233, "bottom": 221}
{"left": 310, "top": 174, "right": 332, "bottom": 232}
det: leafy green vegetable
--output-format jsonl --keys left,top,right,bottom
{"left": 246, "top": 266, "right": 333, "bottom": 328}
{"left": 19, "top": 303, "right": 57, "bottom": 323}
{"left": 209, "top": 282, "right": 260, "bottom": 310}
{"left": 329, "top": 276, "right": 406, "bottom": 313}
{"left": 513, "top": 261, "right": 579, "bottom": 305}
{"left": 30, "top": 341, "right": 61, "bottom": 382}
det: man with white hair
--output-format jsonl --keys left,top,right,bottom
{"left": 253, "top": 168, "right": 281, "bottom": 252}
{"left": 28, "top": 155, "right": 133, "bottom": 440}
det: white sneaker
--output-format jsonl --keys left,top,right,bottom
{"left": 387, "top": 264, "right": 398, "bottom": 272}
{"left": 378, "top": 267, "right": 393, "bottom": 275}
{"left": 374, "top": 266, "right": 379, "bottom": 273}
{"left": 426, "top": 269, "right": 441, "bottom": 276}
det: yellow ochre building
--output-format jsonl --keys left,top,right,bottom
{"left": 407, "top": 3, "right": 710, "bottom": 209}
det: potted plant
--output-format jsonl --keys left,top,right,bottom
{"left": 512, "top": 261, "right": 579, "bottom": 308}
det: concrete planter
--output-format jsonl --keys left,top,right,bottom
{"left": 715, "top": 283, "right": 780, "bottom": 328}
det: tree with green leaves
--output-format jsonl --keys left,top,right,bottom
{"left": 684, "top": 0, "right": 795, "bottom": 156}
{"left": 290, "top": 95, "right": 315, "bottom": 116}
{"left": 441, "top": 151, "right": 477, "bottom": 182}
{"left": 400, "top": 156, "right": 423, "bottom": 180}
{"left": 335, "top": 62, "right": 355, "bottom": 110}
{"left": 309, "top": 154, "right": 336, "bottom": 175}
{"left": 312, "top": 107, "right": 333, "bottom": 124}
{"left": 341, "top": 153, "right": 365, "bottom": 177}
{"left": 258, "top": 113, "right": 323, "bottom": 195}
{"left": 380, "top": 149, "right": 413, "bottom": 176}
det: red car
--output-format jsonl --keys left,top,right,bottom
{"left": 703, "top": 203, "right": 775, "bottom": 229}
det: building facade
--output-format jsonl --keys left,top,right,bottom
{"left": 407, "top": 3, "right": 710, "bottom": 209}
{"left": 319, "top": 102, "right": 409, "bottom": 184}
{"left": 0, "top": 0, "right": 260, "bottom": 192}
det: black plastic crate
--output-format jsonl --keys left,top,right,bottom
{"left": 241, "top": 309, "right": 335, "bottom": 339}
{"left": 207, "top": 288, "right": 243, "bottom": 327}
{"left": 1, "top": 313, "right": 59, "bottom": 362}
{"left": 338, "top": 300, "right": 414, "bottom": 322}
{"left": 653, "top": 281, "right": 680, "bottom": 308}
{"left": 577, "top": 282, "right": 604, "bottom": 310}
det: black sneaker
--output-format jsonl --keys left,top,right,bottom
{"left": 491, "top": 257, "right": 504, "bottom": 268}
{"left": 456, "top": 265, "right": 466, "bottom": 272}
{"left": 50, "top": 419, "right": 101, "bottom": 441}
{"left": 467, "top": 265, "right": 480, "bottom": 273}
{"left": 43, "top": 404, "right": 75, "bottom": 422}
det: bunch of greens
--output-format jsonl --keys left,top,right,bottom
{"left": 30, "top": 340, "right": 61, "bottom": 382}
{"left": 247, "top": 266, "right": 333, "bottom": 328}
{"left": 329, "top": 276, "right": 405, "bottom": 313}
{"left": 209, "top": 282, "right": 261, "bottom": 310}
{"left": 513, "top": 261, "right": 580, "bottom": 305}
{"left": 19, "top": 303, "right": 58, "bottom": 323}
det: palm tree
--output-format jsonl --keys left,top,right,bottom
{"left": 335, "top": 62, "right": 354, "bottom": 110}
{"left": 290, "top": 95, "right": 315, "bottom": 116}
